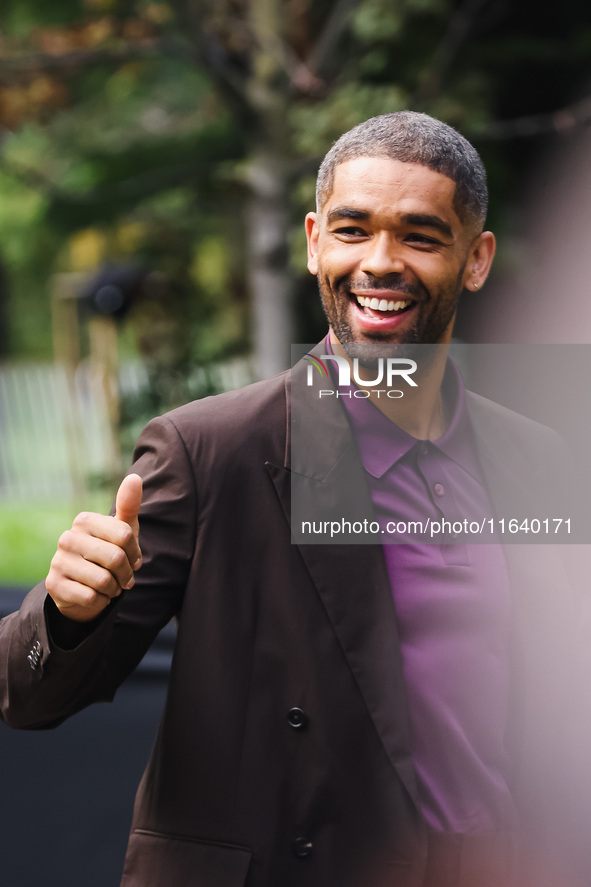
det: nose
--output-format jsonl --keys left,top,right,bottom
{"left": 359, "top": 232, "right": 405, "bottom": 278}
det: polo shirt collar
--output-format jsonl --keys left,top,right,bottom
{"left": 324, "top": 337, "right": 482, "bottom": 482}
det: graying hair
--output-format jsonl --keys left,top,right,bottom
{"left": 316, "top": 111, "right": 488, "bottom": 232}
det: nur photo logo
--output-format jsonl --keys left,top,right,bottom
{"left": 304, "top": 352, "right": 418, "bottom": 399}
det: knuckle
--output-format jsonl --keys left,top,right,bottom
{"left": 72, "top": 512, "right": 90, "bottom": 529}
{"left": 57, "top": 529, "right": 74, "bottom": 550}
{"left": 45, "top": 570, "right": 58, "bottom": 596}
{"left": 117, "top": 524, "right": 134, "bottom": 547}
{"left": 49, "top": 548, "right": 62, "bottom": 570}
{"left": 79, "top": 588, "right": 100, "bottom": 610}
{"left": 47, "top": 552, "right": 66, "bottom": 587}
{"left": 95, "top": 570, "right": 116, "bottom": 595}
{"left": 107, "top": 547, "right": 127, "bottom": 572}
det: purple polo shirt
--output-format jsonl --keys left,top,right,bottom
{"left": 327, "top": 342, "right": 516, "bottom": 834}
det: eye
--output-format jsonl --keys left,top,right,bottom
{"left": 332, "top": 226, "right": 368, "bottom": 239}
{"left": 405, "top": 233, "right": 442, "bottom": 248}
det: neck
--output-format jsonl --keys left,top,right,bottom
{"left": 331, "top": 339, "right": 449, "bottom": 440}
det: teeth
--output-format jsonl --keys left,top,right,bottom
{"left": 356, "top": 296, "right": 411, "bottom": 312}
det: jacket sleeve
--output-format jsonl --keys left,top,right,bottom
{"left": 0, "top": 413, "right": 197, "bottom": 729}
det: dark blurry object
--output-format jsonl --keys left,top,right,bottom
{"left": 0, "top": 585, "right": 174, "bottom": 887}
{"left": 81, "top": 264, "right": 147, "bottom": 321}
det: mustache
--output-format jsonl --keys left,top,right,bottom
{"left": 344, "top": 275, "right": 428, "bottom": 299}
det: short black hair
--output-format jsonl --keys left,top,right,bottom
{"left": 316, "top": 111, "right": 488, "bottom": 233}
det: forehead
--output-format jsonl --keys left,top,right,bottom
{"left": 324, "top": 156, "right": 461, "bottom": 227}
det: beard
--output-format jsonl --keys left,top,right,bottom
{"left": 317, "top": 269, "right": 465, "bottom": 367}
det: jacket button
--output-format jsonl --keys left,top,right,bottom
{"left": 287, "top": 707, "right": 308, "bottom": 729}
{"left": 27, "top": 641, "right": 43, "bottom": 670}
{"left": 292, "top": 836, "right": 313, "bottom": 857}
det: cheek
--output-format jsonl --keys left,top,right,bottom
{"left": 320, "top": 244, "right": 361, "bottom": 274}
{"left": 412, "top": 255, "right": 449, "bottom": 277}
{"left": 418, "top": 259, "right": 464, "bottom": 293}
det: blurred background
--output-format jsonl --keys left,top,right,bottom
{"left": 1, "top": 0, "right": 591, "bottom": 581}
{"left": 1, "top": 0, "right": 591, "bottom": 882}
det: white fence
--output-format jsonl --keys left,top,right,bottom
{"left": 0, "top": 357, "right": 255, "bottom": 502}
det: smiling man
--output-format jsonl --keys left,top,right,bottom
{"left": 0, "top": 112, "right": 586, "bottom": 887}
{"left": 304, "top": 114, "right": 495, "bottom": 441}
{"left": 307, "top": 116, "right": 494, "bottom": 357}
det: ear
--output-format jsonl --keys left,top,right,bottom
{"left": 462, "top": 231, "right": 496, "bottom": 292}
{"left": 305, "top": 212, "right": 320, "bottom": 275}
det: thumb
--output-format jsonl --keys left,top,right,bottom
{"left": 115, "top": 473, "right": 143, "bottom": 537}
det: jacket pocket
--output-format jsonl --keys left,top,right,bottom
{"left": 120, "top": 829, "right": 252, "bottom": 886}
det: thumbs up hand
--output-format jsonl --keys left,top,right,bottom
{"left": 115, "top": 473, "right": 143, "bottom": 550}
{"left": 46, "top": 474, "right": 144, "bottom": 623}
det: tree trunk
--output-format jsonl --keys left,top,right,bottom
{"left": 246, "top": 144, "right": 293, "bottom": 379}
{"left": 245, "top": 0, "right": 294, "bottom": 379}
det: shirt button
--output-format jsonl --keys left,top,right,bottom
{"left": 433, "top": 483, "right": 445, "bottom": 497}
{"left": 287, "top": 707, "right": 308, "bottom": 729}
{"left": 293, "top": 837, "right": 313, "bottom": 857}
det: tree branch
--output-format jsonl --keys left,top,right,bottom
{"left": 467, "top": 97, "right": 591, "bottom": 140}
{"left": 411, "top": 0, "right": 495, "bottom": 104}
{"left": 0, "top": 39, "right": 169, "bottom": 86}
{"left": 0, "top": 154, "right": 224, "bottom": 207}
{"left": 305, "top": 0, "right": 357, "bottom": 78}
{"left": 167, "top": 0, "right": 255, "bottom": 125}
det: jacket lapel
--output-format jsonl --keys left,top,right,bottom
{"left": 266, "top": 351, "right": 421, "bottom": 810}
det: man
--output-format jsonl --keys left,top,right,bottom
{"left": 0, "top": 112, "right": 586, "bottom": 886}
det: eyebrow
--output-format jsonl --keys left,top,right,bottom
{"left": 326, "top": 208, "right": 370, "bottom": 225}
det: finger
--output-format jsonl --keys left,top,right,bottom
{"left": 56, "top": 532, "right": 136, "bottom": 591}
{"left": 70, "top": 513, "right": 142, "bottom": 574}
{"left": 47, "top": 576, "right": 114, "bottom": 623}
{"left": 115, "top": 474, "right": 143, "bottom": 570}
{"left": 50, "top": 550, "right": 125, "bottom": 599}
{"left": 115, "top": 473, "right": 143, "bottom": 535}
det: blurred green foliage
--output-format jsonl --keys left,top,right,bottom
{"left": 1, "top": 0, "right": 591, "bottom": 578}
{"left": 0, "top": 0, "right": 590, "bottom": 363}
{"left": 0, "top": 496, "right": 111, "bottom": 584}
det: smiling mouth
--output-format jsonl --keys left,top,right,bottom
{"left": 355, "top": 295, "right": 413, "bottom": 315}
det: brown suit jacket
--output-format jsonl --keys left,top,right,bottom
{"left": 0, "top": 355, "right": 587, "bottom": 886}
